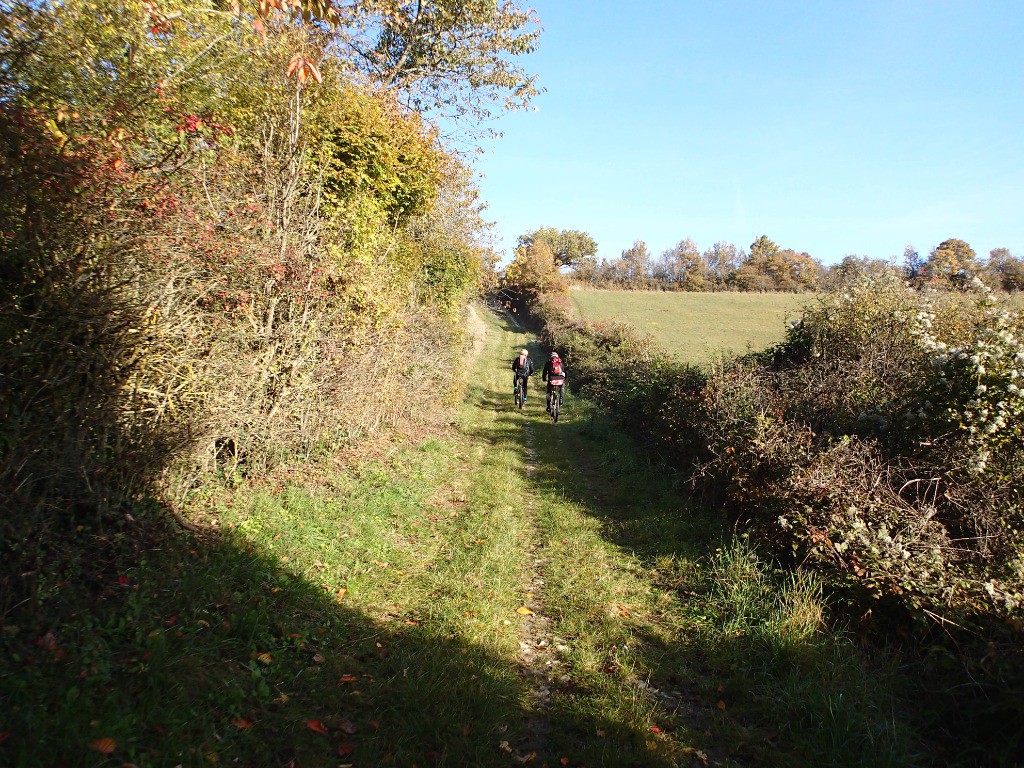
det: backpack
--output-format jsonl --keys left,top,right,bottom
{"left": 551, "top": 358, "right": 563, "bottom": 376}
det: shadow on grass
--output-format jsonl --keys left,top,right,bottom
{"left": 0, "top": 502, "right": 694, "bottom": 768}
{"left": 507, "top": 402, "right": 926, "bottom": 767}
{"left": 0, "top": 517, "right": 487, "bottom": 765}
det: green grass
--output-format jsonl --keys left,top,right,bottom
{"left": 569, "top": 289, "right": 815, "bottom": 363}
{"left": 1, "top": 303, "right": 925, "bottom": 766}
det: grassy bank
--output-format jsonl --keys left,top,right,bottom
{"left": 569, "top": 289, "right": 813, "bottom": 363}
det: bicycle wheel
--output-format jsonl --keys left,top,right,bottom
{"left": 514, "top": 382, "right": 523, "bottom": 410}
{"left": 550, "top": 391, "right": 559, "bottom": 422}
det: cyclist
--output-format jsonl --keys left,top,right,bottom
{"left": 511, "top": 348, "right": 534, "bottom": 404}
{"left": 542, "top": 351, "right": 566, "bottom": 414}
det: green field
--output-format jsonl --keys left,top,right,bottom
{"left": 570, "top": 289, "right": 816, "bottom": 364}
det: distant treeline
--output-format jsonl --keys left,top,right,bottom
{"left": 570, "top": 235, "right": 1024, "bottom": 293}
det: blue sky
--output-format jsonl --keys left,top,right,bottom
{"left": 472, "top": 0, "right": 1024, "bottom": 266}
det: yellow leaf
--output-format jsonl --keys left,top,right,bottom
{"left": 516, "top": 606, "right": 534, "bottom": 615}
{"left": 257, "top": 652, "right": 273, "bottom": 664}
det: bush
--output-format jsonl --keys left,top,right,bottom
{"left": 524, "top": 276, "right": 1024, "bottom": 760}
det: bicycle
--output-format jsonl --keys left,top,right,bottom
{"left": 547, "top": 380, "right": 564, "bottom": 422}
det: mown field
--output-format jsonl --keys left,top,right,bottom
{"left": 569, "top": 289, "right": 815, "bottom": 363}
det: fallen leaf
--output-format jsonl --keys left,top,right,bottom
{"left": 89, "top": 737, "right": 117, "bottom": 754}
{"left": 716, "top": 700, "right": 726, "bottom": 710}
{"left": 339, "top": 720, "right": 358, "bottom": 735}
{"left": 516, "top": 607, "right": 534, "bottom": 616}
{"left": 306, "top": 720, "right": 329, "bottom": 735}
{"left": 338, "top": 742, "right": 355, "bottom": 757}
{"left": 650, "top": 726, "right": 660, "bottom": 733}
{"left": 336, "top": 587, "right": 347, "bottom": 601}
{"left": 229, "top": 716, "right": 253, "bottom": 729}
{"left": 617, "top": 604, "right": 631, "bottom": 617}
{"left": 312, "top": 653, "right": 325, "bottom": 663}
{"left": 256, "top": 652, "right": 272, "bottom": 665}
{"left": 560, "top": 758, "right": 569, "bottom": 766}
{"left": 338, "top": 674, "right": 358, "bottom": 683}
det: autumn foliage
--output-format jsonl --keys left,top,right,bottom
{"left": 0, "top": 0, "right": 504, "bottom": 565}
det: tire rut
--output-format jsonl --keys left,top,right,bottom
{"left": 502, "top": 423, "right": 571, "bottom": 764}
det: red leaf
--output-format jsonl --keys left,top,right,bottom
{"left": 338, "top": 674, "right": 358, "bottom": 683}
{"left": 89, "top": 737, "right": 117, "bottom": 754}
{"left": 253, "top": 16, "right": 266, "bottom": 41}
{"left": 306, "top": 720, "right": 329, "bottom": 735}
{"left": 338, "top": 742, "right": 355, "bottom": 757}
{"left": 229, "top": 716, "right": 253, "bottom": 729}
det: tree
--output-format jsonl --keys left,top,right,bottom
{"left": 903, "top": 245, "right": 924, "bottom": 281}
{"left": 733, "top": 236, "right": 781, "bottom": 291}
{"left": 620, "top": 240, "right": 652, "bottom": 287}
{"left": 517, "top": 227, "right": 598, "bottom": 269}
{"left": 702, "top": 241, "right": 742, "bottom": 287}
{"left": 925, "top": 238, "right": 977, "bottom": 285}
{"left": 730, "top": 237, "right": 821, "bottom": 292}
{"left": 344, "top": 0, "right": 542, "bottom": 121}
{"left": 654, "top": 238, "right": 707, "bottom": 289}
{"left": 748, "top": 235, "right": 780, "bottom": 263}
{"left": 827, "top": 255, "right": 898, "bottom": 288}
{"left": 503, "top": 238, "right": 565, "bottom": 305}
{"left": 987, "top": 247, "right": 1024, "bottom": 292}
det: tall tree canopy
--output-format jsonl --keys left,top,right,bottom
{"left": 926, "top": 238, "right": 977, "bottom": 284}
{"left": 343, "top": 0, "right": 542, "bottom": 120}
{"left": 515, "top": 227, "right": 597, "bottom": 268}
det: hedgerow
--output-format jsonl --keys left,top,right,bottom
{"left": 537, "top": 276, "right": 1024, "bottom": 622}
{"left": 527, "top": 273, "right": 1024, "bottom": 756}
{"left": 0, "top": 4, "right": 489, "bottom": 583}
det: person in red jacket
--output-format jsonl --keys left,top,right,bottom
{"left": 542, "top": 351, "right": 566, "bottom": 414}
{"left": 511, "top": 348, "right": 534, "bottom": 403}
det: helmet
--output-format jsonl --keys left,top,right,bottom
{"left": 520, "top": 349, "right": 529, "bottom": 356}
{"left": 550, "top": 351, "right": 559, "bottom": 358}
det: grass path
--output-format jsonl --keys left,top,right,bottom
{"left": 451, "top": 308, "right": 920, "bottom": 767}
{"left": 1, "top": 306, "right": 920, "bottom": 766}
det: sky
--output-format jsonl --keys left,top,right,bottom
{"left": 469, "top": 0, "right": 1024, "bottom": 267}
